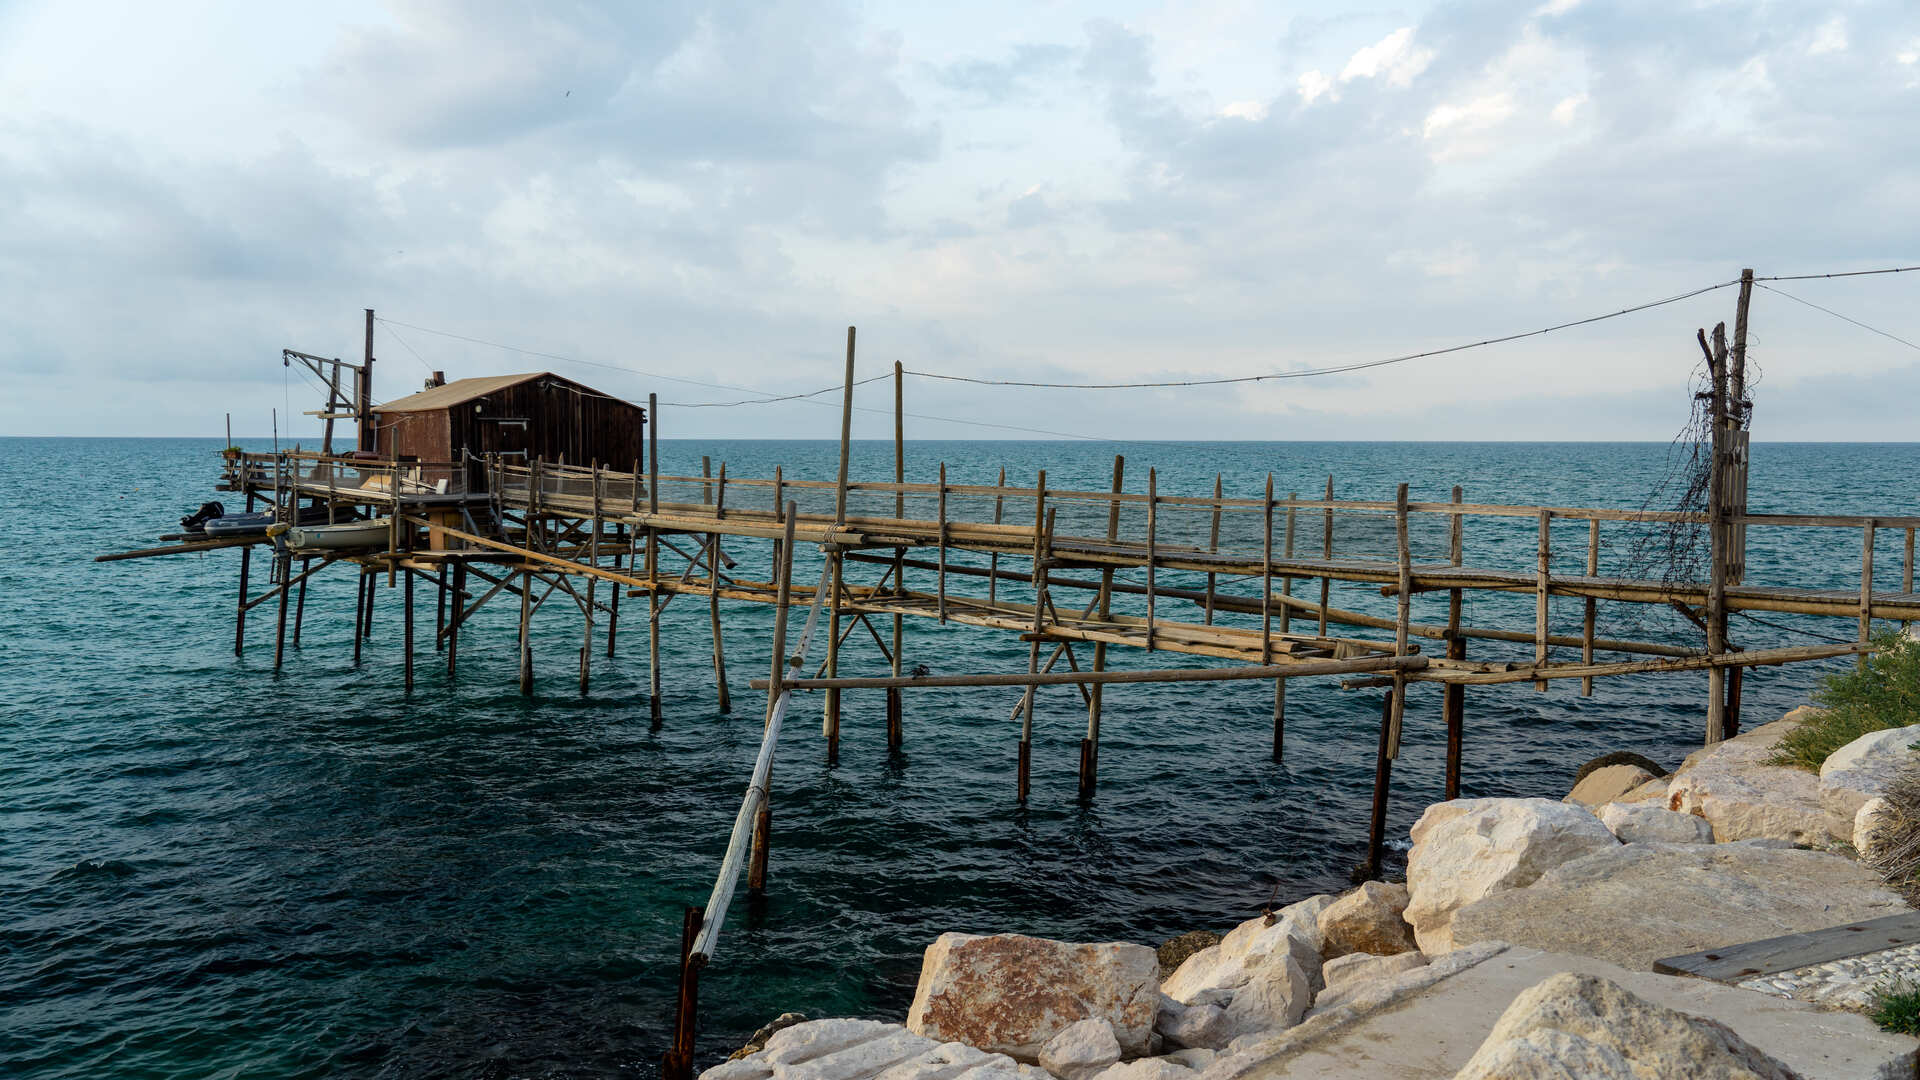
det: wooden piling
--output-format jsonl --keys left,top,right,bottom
{"left": 273, "top": 553, "right": 291, "bottom": 671}
{"left": 1861, "top": 521, "right": 1877, "bottom": 668}
{"left": 937, "top": 463, "right": 949, "bottom": 623}
{"left": 1261, "top": 475, "right": 1274, "bottom": 665}
{"left": 1582, "top": 519, "right": 1599, "bottom": 696}
{"left": 404, "top": 566, "right": 416, "bottom": 693}
{"left": 889, "top": 363, "right": 906, "bottom": 750}
{"left": 710, "top": 530, "right": 731, "bottom": 713}
{"left": 519, "top": 568, "right": 534, "bottom": 696}
{"left": 649, "top": 528, "right": 663, "bottom": 728}
{"left": 1145, "top": 469, "right": 1157, "bottom": 651}
{"left": 989, "top": 466, "right": 1006, "bottom": 608}
{"left": 1443, "top": 486, "right": 1466, "bottom": 800}
{"left": 1019, "top": 494, "right": 1051, "bottom": 804}
{"left": 750, "top": 512, "right": 796, "bottom": 896}
{"left": 1390, "top": 483, "right": 1411, "bottom": 755}
{"left": 292, "top": 556, "right": 310, "bottom": 647}
{"left": 448, "top": 561, "right": 464, "bottom": 678}
{"left": 1319, "top": 475, "right": 1334, "bottom": 637}
{"left": 825, "top": 326, "right": 855, "bottom": 763}
{"left": 1360, "top": 688, "right": 1396, "bottom": 882}
{"left": 607, "top": 523, "right": 624, "bottom": 658}
{"left": 1083, "top": 455, "right": 1123, "bottom": 799}
{"left": 1206, "top": 474, "right": 1223, "bottom": 624}
{"left": 352, "top": 569, "right": 366, "bottom": 666}
{"left": 1535, "top": 509, "right": 1551, "bottom": 693}
{"left": 1275, "top": 490, "right": 1297, "bottom": 764}
{"left": 235, "top": 544, "right": 252, "bottom": 657}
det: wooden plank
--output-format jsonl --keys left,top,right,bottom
{"left": 1653, "top": 911, "right": 1920, "bottom": 982}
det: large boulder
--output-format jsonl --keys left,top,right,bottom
{"left": 906, "top": 934, "right": 1159, "bottom": 1062}
{"left": 1856, "top": 796, "right": 1895, "bottom": 860}
{"left": 702, "top": 1019, "right": 1057, "bottom": 1080}
{"left": 1314, "top": 951, "right": 1428, "bottom": 1013}
{"left": 1218, "top": 952, "right": 1311, "bottom": 1040}
{"left": 1316, "top": 882, "right": 1415, "bottom": 959}
{"left": 1161, "top": 908, "right": 1322, "bottom": 1007}
{"left": 1821, "top": 724, "right": 1920, "bottom": 839}
{"left": 1037, "top": 1019, "right": 1120, "bottom": 1080}
{"left": 1403, "top": 799, "right": 1618, "bottom": 955}
{"left": 1453, "top": 972, "right": 1800, "bottom": 1080}
{"left": 1154, "top": 998, "right": 1230, "bottom": 1051}
{"left": 1565, "top": 764, "right": 1656, "bottom": 807}
{"left": 1666, "top": 712, "right": 1833, "bottom": 845}
{"left": 1595, "top": 802, "right": 1715, "bottom": 845}
{"left": 1447, "top": 841, "right": 1910, "bottom": 971}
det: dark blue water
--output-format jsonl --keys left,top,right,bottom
{"left": 3, "top": 437, "right": 1914, "bottom": 1079}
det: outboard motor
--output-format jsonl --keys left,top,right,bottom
{"left": 180, "top": 501, "right": 226, "bottom": 533}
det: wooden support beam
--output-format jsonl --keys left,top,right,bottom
{"left": 1146, "top": 468, "right": 1157, "bottom": 651}
{"left": 710, "top": 529, "right": 731, "bottom": 713}
{"left": 1319, "top": 475, "right": 1334, "bottom": 637}
{"left": 352, "top": 569, "right": 366, "bottom": 667}
{"left": 1084, "top": 454, "right": 1122, "bottom": 799}
{"left": 890, "top": 361, "right": 906, "bottom": 751}
{"left": 937, "top": 462, "right": 949, "bottom": 623}
{"left": 1391, "top": 483, "right": 1411, "bottom": 756}
{"left": 1206, "top": 474, "right": 1223, "bottom": 624}
{"left": 1861, "top": 521, "right": 1877, "bottom": 669}
{"left": 405, "top": 565, "right": 416, "bottom": 693}
{"left": 756, "top": 653, "right": 1425, "bottom": 691}
{"left": 649, "top": 528, "right": 663, "bottom": 729}
{"left": 519, "top": 567, "right": 534, "bottom": 696}
{"left": 273, "top": 552, "right": 291, "bottom": 671}
{"left": 448, "top": 561, "right": 464, "bottom": 679}
{"left": 235, "top": 544, "right": 252, "bottom": 657}
{"left": 1276, "top": 490, "right": 1297, "bottom": 765}
{"left": 1444, "top": 485, "right": 1466, "bottom": 800}
{"left": 1535, "top": 509, "right": 1551, "bottom": 692}
{"left": 1361, "top": 689, "right": 1395, "bottom": 882}
{"left": 1583, "top": 519, "right": 1599, "bottom": 697}
{"left": 292, "top": 555, "right": 310, "bottom": 648}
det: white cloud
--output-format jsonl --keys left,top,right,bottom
{"left": 1550, "top": 93, "right": 1587, "bottom": 127}
{"left": 1338, "top": 27, "right": 1433, "bottom": 88}
{"left": 1296, "top": 70, "right": 1333, "bottom": 104}
{"left": 1219, "top": 100, "right": 1268, "bottom": 121}
{"left": 1809, "top": 16, "right": 1848, "bottom": 55}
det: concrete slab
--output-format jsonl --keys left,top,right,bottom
{"left": 1205, "top": 944, "right": 1917, "bottom": 1080}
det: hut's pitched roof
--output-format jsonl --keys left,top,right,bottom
{"left": 373, "top": 372, "right": 551, "bottom": 413}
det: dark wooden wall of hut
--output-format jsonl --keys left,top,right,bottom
{"left": 374, "top": 375, "right": 645, "bottom": 486}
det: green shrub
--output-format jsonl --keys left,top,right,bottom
{"left": 1766, "top": 630, "right": 1920, "bottom": 771}
{"left": 1872, "top": 978, "right": 1920, "bottom": 1036}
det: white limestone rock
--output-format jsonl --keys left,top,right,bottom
{"left": 1855, "top": 796, "right": 1895, "bottom": 860}
{"left": 1595, "top": 802, "right": 1716, "bottom": 845}
{"left": 907, "top": 933, "right": 1160, "bottom": 1062}
{"left": 1218, "top": 952, "right": 1311, "bottom": 1040}
{"left": 1272, "top": 894, "right": 1337, "bottom": 955}
{"left": 780, "top": 1030, "right": 944, "bottom": 1080}
{"left": 1316, "top": 881, "right": 1415, "bottom": 959}
{"left": 1161, "top": 911, "right": 1321, "bottom": 1007}
{"left": 1162, "top": 1049, "right": 1214, "bottom": 1072}
{"left": 1564, "top": 764, "right": 1656, "bottom": 807}
{"left": 1037, "top": 1019, "right": 1121, "bottom": 1080}
{"left": 1089, "top": 1060, "right": 1192, "bottom": 1080}
{"left": 1821, "top": 724, "right": 1920, "bottom": 839}
{"left": 1665, "top": 712, "right": 1832, "bottom": 845}
{"left": 761, "top": 1020, "right": 905, "bottom": 1066}
{"left": 1154, "top": 998, "right": 1230, "bottom": 1052}
{"left": 1615, "top": 775, "right": 1670, "bottom": 805}
{"left": 1403, "top": 798, "right": 1619, "bottom": 955}
{"left": 1452, "top": 972, "right": 1800, "bottom": 1080}
{"left": 1320, "top": 950, "right": 1427, "bottom": 997}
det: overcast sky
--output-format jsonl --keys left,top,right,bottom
{"left": 2, "top": 1, "right": 1916, "bottom": 442}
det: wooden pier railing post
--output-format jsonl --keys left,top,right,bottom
{"left": 1083, "top": 455, "right": 1123, "bottom": 799}
{"left": 1535, "top": 509, "right": 1551, "bottom": 693}
{"left": 1145, "top": 469, "right": 1157, "bottom": 651}
{"left": 751, "top": 510, "right": 797, "bottom": 896}
{"left": 583, "top": 461, "right": 600, "bottom": 696}
{"left": 1582, "top": 518, "right": 1599, "bottom": 696}
{"left": 709, "top": 463, "right": 730, "bottom": 713}
{"left": 1390, "top": 483, "right": 1411, "bottom": 755}
{"left": 825, "top": 326, "right": 855, "bottom": 763}
{"left": 1861, "top": 522, "right": 1877, "bottom": 669}
{"left": 988, "top": 467, "right": 1006, "bottom": 608}
{"left": 1206, "top": 474, "right": 1223, "bottom": 624}
{"left": 1443, "top": 486, "right": 1466, "bottom": 799}
{"left": 404, "top": 565, "right": 416, "bottom": 693}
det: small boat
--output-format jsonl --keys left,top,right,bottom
{"left": 199, "top": 505, "right": 344, "bottom": 537}
{"left": 284, "top": 518, "right": 392, "bottom": 550}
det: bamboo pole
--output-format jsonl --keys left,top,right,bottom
{"left": 989, "top": 466, "right": 1006, "bottom": 609}
{"left": 1146, "top": 468, "right": 1157, "bottom": 651}
{"left": 757, "top": 653, "right": 1425, "bottom": 692}
{"left": 1084, "top": 455, "right": 1123, "bottom": 799}
{"left": 1276, "top": 490, "right": 1297, "bottom": 764}
{"left": 1582, "top": 518, "right": 1599, "bottom": 696}
{"left": 1535, "top": 509, "right": 1551, "bottom": 692}
{"left": 1444, "top": 485, "right": 1465, "bottom": 800}
{"left": 1391, "top": 483, "right": 1411, "bottom": 756}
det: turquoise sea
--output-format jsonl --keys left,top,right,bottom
{"left": 3, "top": 437, "right": 1915, "bottom": 1079}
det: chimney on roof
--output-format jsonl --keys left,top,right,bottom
{"left": 426, "top": 370, "right": 446, "bottom": 389}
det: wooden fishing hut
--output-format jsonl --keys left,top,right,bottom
{"left": 371, "top": 371, "right": 647, "bottom": 488}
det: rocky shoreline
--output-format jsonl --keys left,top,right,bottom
{"left": 705, "top": 705, "right": 1920, "bottom": 1080}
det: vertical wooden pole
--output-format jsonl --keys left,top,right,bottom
{"left": 709, "top": 530, "right": 731, "bottom": 713}
{"left": 519, "top": 568, "right": 534, "bottom": 696}
{"left": 989, "top": 467, "right": 1007, "bottom": 608}
{"left": 1582, "top": 519, "right": 1599, "bottom": 696}
{"left": 1275, "top": 490, "right": 1297, "bottom": 764}
{"left": 1861, "top": 522, "right": 1877, "bottom": 668}
{"left": 825, "top": 326, "right": 855, "bottom": 763}
{"left": 1083, "top": 455, "right": 1123, "bottom": 799}
{"left": 751, "top": 509, "right": 798, "bottom": 896}
{"left": 1145, "top": 468, "right": 1157, "bottom": 651}
{"left": 1391, "top": 484, "right": 1411, "bottom": 755}
{"left": 889, "top": 360, "right": 906, "bottom": 748}
{"left": 352, "top": 569, "right": 366, "bottom": 666}
{"left": 936, "top": 463, "right": 949, "bottom": 622}
{"left": 1261, "top": 475, "right": 1274, "bottom": 664}
{"left": 404, "top": 566, "right": 416, "bottom": 693}
{"left": 359, "top": 308, "right": 375, "bottom": 451}
{"left": 661, "top": 904, "right": 703, "bottom": 1080}
{"left": 235, "top": 545, "right": 252, "bottom": 656}
{"left": 448, "top": 561, "right": 464, "bottom": 678}
{"left": 648, "top": 530, "right": 662, "bottom": 728}
{"left": 435, "top": 565, "right": 447, "bottom": 653}
{"left": 1535, "top": 509, "right": 1551, "bottom": 692}
{"left": 1319, "top": 475, "right": 1334, "bottom": 637}
{"left": 1361, "top": 689, "right": 1395, "bottom": 882}
{"left": 273, "top": 556, "right": 290, "bottom": 671}
{"left": 607, "top": 522, "right": 623, "bottom": 658}
{"left": 1019, "top": 503, "right": 1054, "bottom": 805}
{"left": 1205, "top": 474, "right": 1223, "bottom": 624}
{"left": 583, "top": 463, "right": 599, "bottom": 696}
{"left": 362, "top": 560, "right": 376, "bottom": 639}
{"left": 292, "top": 556, "right": 310, "bottom": 647}
{"left": 1443, "top": 486, "right": 1466, "bottom": 800}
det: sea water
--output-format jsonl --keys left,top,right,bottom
{"left": 2, "top": 437, "right": 1914, "bottom": 1079}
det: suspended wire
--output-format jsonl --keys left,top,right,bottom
{"left": 1753, "top": 283, "right": 1920, "bottom": 353}
{"left": 380, "top": 323, "right": 439, "bottom": 373}
{"left": 668, "top": 375, "right": 889, "bottom": 408}
{"left": 1753, "top": 265, "right": 1920, "bottom": 282}
{"left": 1736, "top": 610, "right": 1859, "bottom": 646}
{"left": 903, "top": 279, "right": 1741, "bottom": 389}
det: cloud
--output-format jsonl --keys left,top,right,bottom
{"left": 933, "top": 43, "right": 1073, "bottom": 103}
{"left": 1339, "top": 27, "right": 1434, "bottom": 87}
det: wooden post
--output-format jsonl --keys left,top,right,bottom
{"left": 1582, "top": 519, "right": 1599, "bottom": 696}
{"left": 1360, "top": 689, "right": 1395, "bottom": 882}
{"left": 751, "top": 510, "right": 798, "bottom": 896}
{"left": 1535, "top": 509, "right": 1552, "bottom": 692}
{"left": 448, "top": 561, "right": 464, "bottom": 678}
{"left": 1275, "top": 490, "right": 1297, "bottom": 764}
{"left": 1861, "top": 522, "right": 1877, "bottom": 667}
{"left": 1019, "top": 503, "right": 1055, "bottom": 804}
{"left": 1391, "top": 483, "right": 1411, "bottom": 755}
{"left": 352, "top": 569, "right": 366, "bottom": 666}
{"left": 889, "top": 361, "right": 905, "bottom": 749}
{"left": 583, "top": 462, "right": 600, "bottom": 696}
{"left": 710, "top": 528, "right": 731, "bottom": 713}
{"left": 1083, "top": 455, "right": 1123, "bottom": 799}
{"left": 273, "top": 552, "right": 291, "bottom": 671}
{"left": 1443, "top": 486, "right": 1466, "bottom": 800}
{"left": 648, "top": 394, "right": 659, "bottom": 516}
{"left": 234, "top": 544, "right": 252, "bottom": 656}
{"left": 1145, "top": 468, "right": 1157, "bottom": 651}
{"left": 362, "top": 559, "right": 376, "bottom": 639}
{"left": 660, "top": 904, "right": 704, "bottom": 1080}
{"left": 359, "top": 308, "right": 375, "bottom": 451}
{"left": 435, "top": 565, "right": 447, "bottom": 653}
{"left": 1705, "top": 321, "right": 1730, "bottom": 743}
{"left": 648, "top": 528, "right": 662, "bottom": 728}
{"left": 519, "top": 568, "right": 534, "bottom": 696}
{"left": 825, "top": 326, "right": 856, "bottom": 762}
{"left": 292, "top": 556, "right": 310, "bottom": 647}
{"left": 1205, "top": 474, "right": 1223, "bottom": 624}
{"left": 1319, "top": 475, "right": 1334, "bottom": 637}
{"left": 607, "top": 522, "right": 624, "bottom": 658}
{"left": 404, "top": 565, "right": 416, "bottom": 693}
{"left": 937, "top": 463, "right": 949, "bottom": 622}
{"left": 1261, "top": 475, "right": 1274, "bottom": 664}
{"left": 989, "top": 467, "right": 1006, "bottom": 608}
